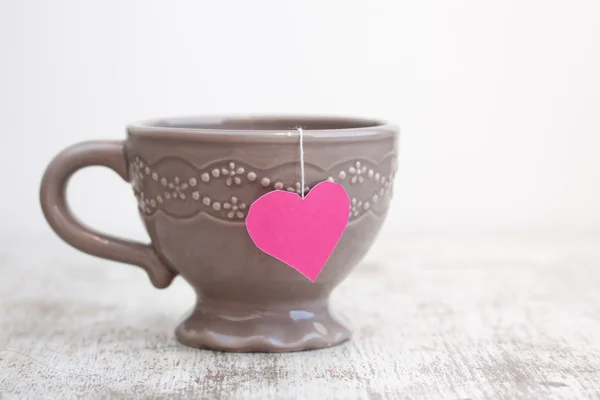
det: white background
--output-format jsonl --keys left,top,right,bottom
{"left": 1, "top": 0, "right": 599, "bottom": 240}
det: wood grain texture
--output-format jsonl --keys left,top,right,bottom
{"left": 1, "top": 234, "right": 600, "bottom": 399}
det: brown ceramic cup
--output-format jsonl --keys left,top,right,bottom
{"left": 40, "top": 116, "right": 399, "bottom": 352}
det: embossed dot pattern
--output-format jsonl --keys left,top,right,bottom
{"left": 129, "top": 157, "right": 396, "bottom": 221}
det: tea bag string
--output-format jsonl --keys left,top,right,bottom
{"left": 298, "top": 127, "right": 305, "bottom": 199}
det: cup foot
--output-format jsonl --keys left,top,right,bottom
{"left": 175, "top": 301, "right": 350, "bottom": 352}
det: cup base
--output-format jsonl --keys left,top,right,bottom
{"left": 175, "top": 300, "right": 350, "bottom": 352}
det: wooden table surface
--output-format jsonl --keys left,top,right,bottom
{"left": 1, "top": 234, "right": 599, "bottom": 399}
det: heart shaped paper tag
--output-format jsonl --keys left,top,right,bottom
{"left": 246, "top": 181, "right": 350, "bottom": 281}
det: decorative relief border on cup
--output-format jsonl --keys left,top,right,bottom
{"left": 129, "top": 155, "right": 397, "bottom": 221}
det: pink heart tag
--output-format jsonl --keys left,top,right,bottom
{"left": 246, "top": 181, "right": 351, "bottom": 281}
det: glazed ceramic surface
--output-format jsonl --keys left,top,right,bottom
{"left": 40, "top": 116, "right": 399, "bottom": 352}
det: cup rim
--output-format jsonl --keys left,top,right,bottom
{"left": 127, "top": 114, "right": 398, "bottom": 142}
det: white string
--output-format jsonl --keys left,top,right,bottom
{"left": 297, "top": 127, "right": 305, "bottom": 198}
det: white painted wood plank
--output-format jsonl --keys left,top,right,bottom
{"left": 1, "top": 235, "right": 600, "bottom": 399}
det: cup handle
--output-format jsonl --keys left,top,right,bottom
{"left": 40, "top": 141, "right": 176, "bottom": 288}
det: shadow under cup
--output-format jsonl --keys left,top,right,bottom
{"left": 40, "top": 115, "right": 399, "bottom": 352}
